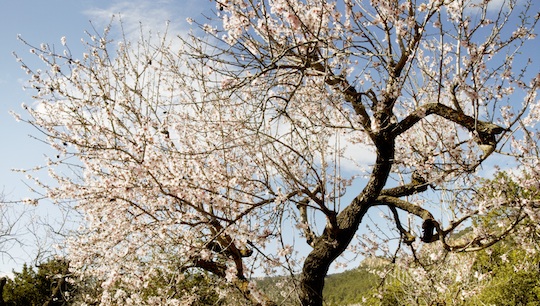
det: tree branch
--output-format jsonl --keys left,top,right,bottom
{"left": 376, "top": 195, "right": 441, "bottom": 243}
{"left": 388, "top": 205, "right": 415, "bottom": 245}
{"left": 296, "top": 188, "right": 320, "bottom": 247}
{"left": 309, "top": 58, "right": 373, "bottom": 136}
{"left": 380, "top": 171, "right": 429, "bottom": 198}
{"left": 392, "top": 103, "right": 506, "bottom": 143}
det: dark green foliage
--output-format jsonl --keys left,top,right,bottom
{"left": 472, "top": 241, "right": 540, "bottom": 306}
{"left": 323, "top": 267, "right": 379, "bottom": 306}
{"left": 2, "top": 259, "right": 71, "bottom": 306}
{"left": 3, "top": 264, "right": 44, "bottom": 306}
{"left": 1, "top": 260, "right": 244, "bottom": 306}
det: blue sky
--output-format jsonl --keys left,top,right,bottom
{"left": 0, "top": 0, "right": 214, "bottom": 276}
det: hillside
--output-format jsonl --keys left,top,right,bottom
{"left": 256, "top": 263, "right": 379, "bottom": 306}
{"left": 323, "top": 266, "right": 379, "bottom": 306}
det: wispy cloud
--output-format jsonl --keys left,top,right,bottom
{"left": 82, "top": 0, "right": 208, "bottom": 40}
{"left": 468, "top": 0, "right": 527, "bottom": 13}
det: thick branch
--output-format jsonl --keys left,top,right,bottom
{"left": 208, "top": 219, "right": 252, "bottom": 279}
{"left": 392, "top": 103, "right": 505, "bottom": 140}
{"left": 189, "top": 259, "right": 227, "bottom": 278}
{"left": 296, "top": 196, "right": 318, "bottom": 247}
{"left": 43, "top": 277, "right": 67, "bottom": 306}
{"left": 380, "top": 171, "right": 429, "bottom": 198}
{"left": 377, "top": 195, "right": 441, "bottom": 243}
{"left": 377, "top": 195, "right": 433, "bottom": 220}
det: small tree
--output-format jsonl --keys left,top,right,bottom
{"left": 2, "top": 259, "right": 71, "bottom": 306}
{"left": 15, "top": 0, "right": 539, "bottom": 304}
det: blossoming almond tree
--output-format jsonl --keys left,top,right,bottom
{"left": 15, "top": 0, "right": 539, "bottom": 305}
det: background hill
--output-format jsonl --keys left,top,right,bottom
{"left": 257, "top": 262, "right": 379, "bottom": 306}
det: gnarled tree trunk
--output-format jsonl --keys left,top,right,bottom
{"left": 299, "top": 135, "right": 395, "bottom": 305}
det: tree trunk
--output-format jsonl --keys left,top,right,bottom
{"left": 0, "top": 277, "right": 6, "bottom": 306}
{"left": 298, "top": 206, "right": 370, "bottom": 305}
{"left": 298, "top": 137, "right": 394, "bottom": 305}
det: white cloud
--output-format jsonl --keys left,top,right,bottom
{"left": 341, "top": 143, "right": 376, "bottom": 172}
{"left": 82, "top": 0, "right": 210, "bottom": 41}
{"left": 468, "top": 0, "right": 526, "bottom": 13}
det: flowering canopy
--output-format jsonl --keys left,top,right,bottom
{"left": 15, "top": 0, "right": 539, "bottom": 305}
